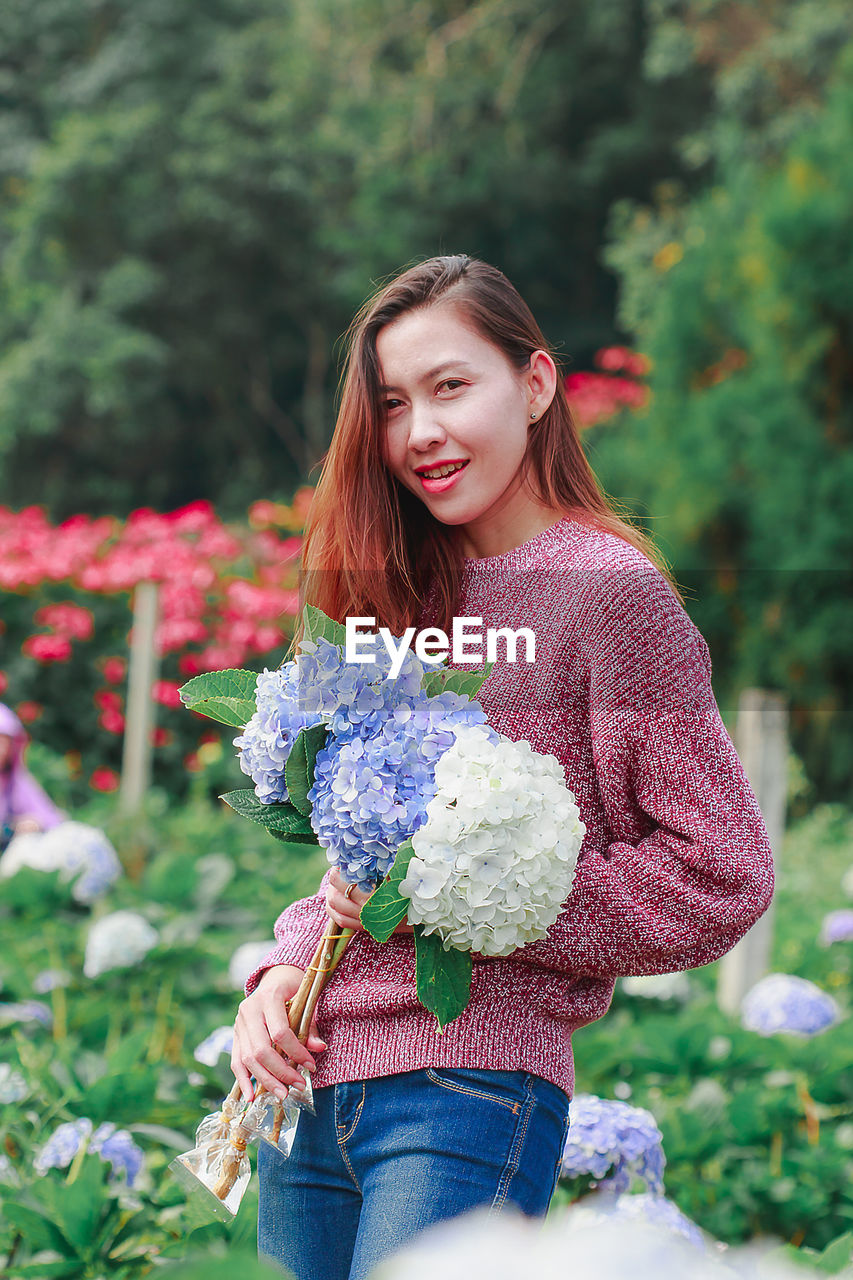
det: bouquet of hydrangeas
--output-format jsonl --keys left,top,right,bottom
{"left": 171, "top": 605, "right": 585, "bottom": 1216}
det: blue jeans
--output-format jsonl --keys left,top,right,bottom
{"left": 257, "top": 1067, "right": 571, "bottom": 1280}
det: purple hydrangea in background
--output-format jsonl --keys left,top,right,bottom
{"left": 741, "top": 973, "right": 841, "bottom": 1038}
{"left": 193, "top": 1024, "right": 234, "bottom": 1066}
{"left": 34, "top": 1118, "right": 142, "bottom": 1185}
{"left": 34, "top": 1118, "right": 94, "bottom": 1173}
{"left": 0, "top": 1001, "right": 52, "bottom": 1030}
{"left": 33, "top": 969, "right": 72, "bottom": 994}
{"left": 560, "top": 1094, "right": 666, "bottom": 1195}
{"left": 308, "top": 691, "right": 494, "bottom": 890}
{"left": 90, "top": 1123, "right": 144, "bottom": 1185}
{"left": 819, "top": 909, "right": 853, "bottom": 947}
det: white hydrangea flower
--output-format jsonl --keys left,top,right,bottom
{"left": 621, "top": 973, "right": 691, "bottom": 1002}
{"left": 228, "top": 940, "right": 276, "bottom": 990}
{"left": 84, "top": 910, "right": 159, "bottom": 979}
{"left": 399, "top": 725, "right": 585, "bottom": 957}
{"left": 0, "top": 822, "right": 121, "bottom": 904}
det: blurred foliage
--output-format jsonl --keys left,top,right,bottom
{"left": 0, "top": 0, "right": 719, "bottom": 517}
{"left": 592, "top": 31, "right": 853, "bottom": 799}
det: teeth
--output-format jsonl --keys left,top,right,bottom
{"left": 421, "top": 463, "right": 465, "bottom": 480}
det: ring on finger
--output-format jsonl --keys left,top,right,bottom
{"left": 345, "top": 882, "right": 356, "bottom": 901}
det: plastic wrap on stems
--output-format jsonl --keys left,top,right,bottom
{"left": 170, "top": 921, "right": 354, "bottom": 1217}
{"left": 170, "top": 1119, "right": 252, "bottom": 1222}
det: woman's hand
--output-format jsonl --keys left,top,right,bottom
{"left": 231, "top": 964, "right": 326, "bottom": 1105}
{"left": 325, "top": 867, "right": 414, "bottom": 935}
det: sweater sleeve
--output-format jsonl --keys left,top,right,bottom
{"left": 244, "top": 868, "right": 333, "bottom": 996}
{"left": 521, "top": 556, "right": 775, "bottom": 979}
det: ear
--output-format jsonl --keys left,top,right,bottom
{"left": 525, "top": 350, "right": 558, "bottom": 419}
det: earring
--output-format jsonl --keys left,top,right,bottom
{"left": 530, "top": 412, "right": 537, "bottom": 420}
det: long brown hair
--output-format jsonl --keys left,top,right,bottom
{"left": 293, "top": 254, "right": 681, "bottom": 648}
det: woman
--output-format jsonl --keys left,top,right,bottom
{"left": 0, "top": 702, "right": 65, "bottom": 851}
{"left": 231, "top": 255, "right": 774, "bottom": 1280}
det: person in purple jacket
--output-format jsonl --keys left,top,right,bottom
{"left": 0, "top": 702, "right": 65, "bottom": 851}
{"left": 230, "top": 255, "right": 775, "bottom": 1280}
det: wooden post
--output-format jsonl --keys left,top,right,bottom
{"left": 120, "top": 581, "right": 160, "bottom": 817}
{"left": 716, "top": 689, "right": 787, "bottom": 1015}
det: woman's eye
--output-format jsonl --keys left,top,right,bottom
{"left": 438, "top": 379, "right": 465, "bottom": 393}
{"left": 383, "top": 398, "right": 404, "bottom": 412}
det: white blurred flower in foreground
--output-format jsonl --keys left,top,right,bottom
{"left": 229, "top": 940, "right": 275, "bottom": 990}
{"left": 84, "top": 910, "right": 159, "bottom": 979}
{"left": 369, "top": 1199, "right": 813, "bottom": 1280}
{"left": 193, "top": 1025, "right": 234, "bottom": 1066}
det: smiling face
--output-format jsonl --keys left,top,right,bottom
{"left": 377, "top": 302, "right": 559, "bottom": 558}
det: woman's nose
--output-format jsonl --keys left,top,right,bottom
{"left": 407, "top": 401, "right": 446, "bottom": 451}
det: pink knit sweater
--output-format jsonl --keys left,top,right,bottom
{"left": 245, "top": 515, "right": 775, "bottom": 1099}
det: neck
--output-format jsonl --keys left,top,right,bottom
{"left": 459, "top": 500, "right": 565, "bottom": 560}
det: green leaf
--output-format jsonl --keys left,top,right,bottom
{"left": 361, "top": 840, "right": 416, "bottom": 944}
{"left": 284, "top": 723, "right": 328, "bottom": 816}
{"left": 37, "top": 1158, "right": 112, "bottom": 1255}
{"left": 421, "top": 663, "right": 493, "bottom": 699}
{"left": 301, "top": 604, "right": 348, "bottom": 651}
{"left": 219, "top": 790, "right": 315, "bottom": 837}
{"left": 268, "top": 829, "right": 322, "bottom": 847}
{"left": 179, "top": 670, "right": 260, "bottom": 727}
{"left": 2, "top": 1204, "right": 74, "bottom": 1256}
{"left": 818, "top": 1231, "right": 853, "bottom": 1273}
{"left": 414, "top": 929, "right": 472, "bottom": 1032}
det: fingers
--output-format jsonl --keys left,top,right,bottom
{"left": 233, "top": 995, "right": 317, "bottom": 1102}
{"left": 325, "top": 867, "right": 368, "bottom": 931}
{"left": 305, "top": 1016, "right": 327, "bottom": 1055}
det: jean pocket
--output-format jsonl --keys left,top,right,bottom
{"left": 425, "top": 1067, "right": 530, "bottom": 1113}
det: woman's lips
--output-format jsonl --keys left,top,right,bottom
{"left": 417, "top": 461, "right": 469, "bottom": 494}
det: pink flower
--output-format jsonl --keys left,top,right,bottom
{"left": 16, "top": 701, "right": 43, "bottom": 724}
{"left": 23, "top": 634, "right": 73, "bottom": 663}
{"left": 102, "top": 657, "right": 127, "bottom": 684}
{"left": 151, "top": 680, "right": 183, "bottom": 709}
{"left": 99, "top": 709, "right": 126, "bottom": 734}
{"left": 90, "top": 767, "right": 120, "bottom": 793}
{"left": 0, "top": 670, "right": 7, "bottom": 695}
{"left": 94, "top": 689, "right": 123, "bottom": 713}
{"left": 33, "top": 602, "right": 94, "bottom": 640}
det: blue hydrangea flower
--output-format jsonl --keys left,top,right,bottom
{"left": 308, "top": 691, "right": 493, "bottom": 890}
{"left": 0, "top": 1001, "right": 53, "bottom": 1030}
{"left": 33, "top": 969, "right": 72, "bottom": 994}
{"left": 34, "top": 1118, "right": 143, "bottom": 1186}
{"left": 233, "top": 664, "right": 327, "bottom": 804}
{"left": 560, "top": 1094, "right": 666, "bottom": 1195}
{"left": 819, "top": 909, "right": 853, "bottom": 947}
{"left": 194, "top": 1024, "right": 234, "bottom": 1066}
{"left": 741, "top": 973, "right": 841, "bottom": 1037}
{"left": 233, "top": 637, "right": 439, "bottom": 805}
{"left": 34, "top": 1118, "right": 94, "bottom": 1173}
{"left": 90, "top": 1123, "right": 144, "bottom": 1186}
